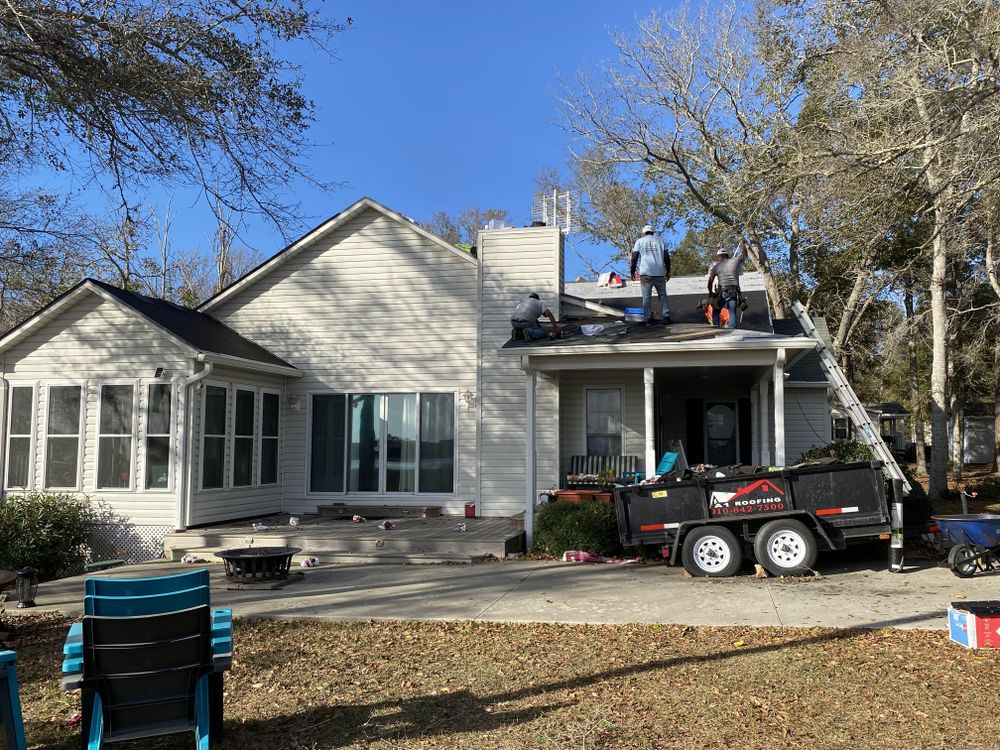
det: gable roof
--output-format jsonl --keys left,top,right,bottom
{"left": 199, "top": 196, "right": 477, "bottom": 313}
{"left": 0, "top": 279, "right": 299, "bottom": 375}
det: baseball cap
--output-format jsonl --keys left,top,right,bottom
{"left": 641, "top": 225, "right": 654, "bottom": 235}
{"left": 716, "top": 248, "right": 730, "bottom": 256}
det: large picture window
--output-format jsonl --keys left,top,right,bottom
{"left": 260, "top": 392, "right": 280, "bottom": 485}
{"left": 5, "top": 385, "right": 35, "bottom": 489}
{"left": 586, "top": 388, "right": 623, "bottom": 456}
{"left": 231, "top": 389, "right": 255, "bottom": 487}
{"left": 45, "top": 385, "right": 82, "bottom": 488}
{"left": 309, "top": 392, "right": 455, "bottom": 494}
{"left": 201, "top": 385, "right": 227, "bottom": 489}
{"left": 97, "top": 384, "right": 135, "bottom": 489}
{"left": 145, "top": 384, "right": 172, "bottom": 489}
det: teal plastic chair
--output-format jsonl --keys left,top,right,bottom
{"left": 623, "top": 452, "right": 682, "bottom": 485}
{"left": 0, "top": 651, "right": 27, "bottom": 750}
{"left": 62, "top": 571, "right": 231, "bottom": 749}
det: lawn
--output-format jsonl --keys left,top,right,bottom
{"left": 8, "top": 613, "right": 998, "bottom": 750}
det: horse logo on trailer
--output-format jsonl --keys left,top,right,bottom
{"left": 709, "top": 479, "right": 787, "bottom": 517}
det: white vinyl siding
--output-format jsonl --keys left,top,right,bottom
{"left": 782, "top": 387, "right": 833, "bottom": 463}
{"left": 208, "top": 208, "right": 478, "bottom": 515}
{"left": 0, "top": 292, "right": 191, "bottom": 527}
{"left": 478, "top": 227, "right": 562, "bottom": 515}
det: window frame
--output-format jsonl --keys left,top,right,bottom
{"left": 305, "top": 390, "right": 458, "bottom": 497}
{"left": 229, "top": 385, "right": 257, "bottom": 489}
{"left": 199, "top": 381, "right": 230, "bottom": 491}
{"left": 257, "top": 388, "right": 281, "bottom": 487}
{"left": 42, "top": 380, "right": 86, "bottom": 491}
{"left": 4, "top": 381, "right": 38, "bottom": 491}
{"left": 704, "top": 400, "right": 740, "bottom": 466}
{"left": 93, "top": 380, "right": 139, "bottom": 492}
{"left": 143, "top": 381, "right": 174, "bottom": 492}
{"left": 583, "top": 386, "right": 625, "bottom": 457}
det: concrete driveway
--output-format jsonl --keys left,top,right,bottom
{"left": 23, "top": 550, "right": 998, "bottom": 630}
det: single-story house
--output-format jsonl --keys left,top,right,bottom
{"left": 0, "top": 196, "right": 834, "bottom": 556}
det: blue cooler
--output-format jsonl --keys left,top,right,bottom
{"left": 624, "top": 307, "right": 644, "bottom": 323}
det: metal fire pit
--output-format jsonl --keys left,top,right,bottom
{"left": 217, "top": 546, "right": 301, "bottom": 583}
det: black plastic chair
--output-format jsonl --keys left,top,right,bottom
{"left": 77, "top": 607, "right": 215, "bottom": 749}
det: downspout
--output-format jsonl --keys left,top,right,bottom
{"left": 175, "top": 356, "right": 213, "bottom": 531}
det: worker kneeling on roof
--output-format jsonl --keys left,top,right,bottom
{"left": 511, "top": 293, "right": 560, "bottom": 341}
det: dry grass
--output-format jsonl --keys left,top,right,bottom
{"left": 7, "top": 613, "right": 1000, "bottom": 750}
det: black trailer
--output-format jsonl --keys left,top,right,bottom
{"left": 614, "top": 461, "right": 891, "bottom": 576}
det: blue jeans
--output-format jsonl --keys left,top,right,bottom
{"left": 713, "top": 287, "right": 739, "bottom": 328}
{"left": 641, "top": 275, "right": 669, "bottom": 321}
{"left": 513, "top": 321, "right": 547, "bottom": 340}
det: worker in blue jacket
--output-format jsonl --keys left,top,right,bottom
{"left": 629, "top": 225, "right": 673, "bottom": 325}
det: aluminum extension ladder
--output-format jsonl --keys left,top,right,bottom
{"left": 791, "top": 301, "right": 911, "bottom": 494}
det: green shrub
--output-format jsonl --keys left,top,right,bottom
{"left": 532, "top": 500, "right": 623, "bottom": 558}
{"left": 0, "top": 491, "right": 96, "bottom": 581}
{"left": 801, "top": 440, "right": 874, "bottom": 463}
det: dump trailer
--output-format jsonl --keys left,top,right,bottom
{"left": 615, "top": 461, "right": 891, "bottom": 576}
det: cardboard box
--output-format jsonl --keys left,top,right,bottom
{"left": 948, "top": 602, "right": 1000, "bottom": 649}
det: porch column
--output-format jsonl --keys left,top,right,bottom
{"left": 525, "top": 368, "right": 537, "bottom": 547}
{"left": 750, "top": 383, "right": 760, "bottom": 465}
{"left": 644, "top": 367, "right": 655, "bottom": 478}
{"left": 759, "top": 375, "right": 771, "bottom": 466}
{"left": 774, "top": 348, "right": 786, "bottom": 467}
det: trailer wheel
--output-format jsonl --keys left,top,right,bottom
{"left": 948, "top": 544, "right": 979, "bottom": 578}
{"left": 681, "top": 526, "right": 743, "bottom": 577}
{"left": 754, "top": 519, "right": 817, "bottom": 576}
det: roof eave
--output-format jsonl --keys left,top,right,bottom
{"left": 496, "top": 337, "right": 819, "bottom": 358}
{"left": 201, "top": 352, "right": 302, "bottom": 377}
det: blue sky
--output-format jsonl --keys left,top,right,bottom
{"left": 52, "top": 1, "right": 688, "bottom": 280}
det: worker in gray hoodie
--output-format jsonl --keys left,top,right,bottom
{"left": 629, "top": 224, "right": 673, "bottom": 325}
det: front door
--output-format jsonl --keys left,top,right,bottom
{"left": 705, "top": 402, "right": 738, "bottom": 465}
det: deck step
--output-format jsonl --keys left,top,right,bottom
{"left": 317, "top": 504, "right": 441, "bottom": 519}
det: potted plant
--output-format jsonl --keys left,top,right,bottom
{"left": 594, "top": 469, "right": 618, "bottom": 501}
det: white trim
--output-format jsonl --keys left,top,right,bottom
{"left": 42, "top": 381, "right": 85, "bottom": 491}
{"left": 143, "top": 381, "right": 174, "bottom": 492}
{"left": 257, "top": 388, "right": 281, "bottom": 487}
{"left": 198, "top": 196, "right": 477, "bottom": 313}
{"left": 4, "top": 381, "right": 37, "bottom": 491}
{"left": 499, "top": 336, "right": 818, "bottom": 359}
{"left": 200, "top": 353, "right": 301, "bottom": 377}
{"left": 94, "top": 380, "right": 139, "bottom": 492}
{"left": 199, "top": 381, "right": 229, "bottom": 491}
{"left": 582, "top": 386, "right": 625, "bottom": 457}
{"left": 229, "top": 384, "right": 257, "bottom": 489}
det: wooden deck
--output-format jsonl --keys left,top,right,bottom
{"left": 163, "top": 513, "right": 525, "bottom": 564}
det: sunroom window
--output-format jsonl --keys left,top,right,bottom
{"left": 5, "top": 386, "right": 34, "bottom": 489}
{"left": 45, "top": 385, "right": 82, "bottom": 489}
{"left": 201, "top": 385, "right": 227, "bottom": 489}
{"left": 145, "top": 383, "right": 172, "bottom": 490}
{"left": 97, "top": 384, "right": 135, "bottom": 489}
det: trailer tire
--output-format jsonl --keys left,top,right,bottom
{"left": 681, "top": 526, "right": 743, "bottom": 577}
{"left": 754, "top": 519, "right": 817, "bottom": 576}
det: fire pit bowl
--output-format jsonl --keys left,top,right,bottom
{"left": 217, "top": 546, "right": 301, "bottom": 582}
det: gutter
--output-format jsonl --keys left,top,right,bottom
{"left": 175, "top": 356, "right": 213, "bottom": 531}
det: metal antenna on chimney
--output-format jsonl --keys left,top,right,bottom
{"left": 531, "top": 190, "right": 574, "bottom": 234}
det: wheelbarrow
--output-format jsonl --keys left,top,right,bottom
{"left": 932, "top": 514, "right": 1000, "bottom": 578}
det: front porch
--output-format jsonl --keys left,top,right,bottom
{"left": 163, "top": 512, "right": 525, "bottom": 564}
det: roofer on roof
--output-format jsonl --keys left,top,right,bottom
{"left": 510, "top": 293, "right": 560, "bottom": 341}
{"left": 629, "top": 224, "right": 673, "bottom": 326}
{"left": 707, "top": 237, "right": 749, "bottom": 329}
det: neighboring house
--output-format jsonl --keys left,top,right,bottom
{"left": 953, "top": 403, "right": 995, "bottom": 465}
{"left": 833, "top": 402, "right": 910, "bottom": 453}
{"left": 0, "top": 196, "right": 835, "bottom": 556}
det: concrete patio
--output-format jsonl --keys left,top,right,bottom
{"left": 23, "top": 549, "right": 1000, "bottom": 631}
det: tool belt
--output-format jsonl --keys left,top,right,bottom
{"left": 714, "top": 286, "right": 746, "bottom": 311}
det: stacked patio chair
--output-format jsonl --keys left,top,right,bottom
{"left": 0, "top": 651, "right": 26, "bottom": 750}
{"left": 61, "top": 570, "right": 232, "bottom": 749}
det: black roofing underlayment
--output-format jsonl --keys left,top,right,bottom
{"left": 91, "top": 280, "right": 294, "bottom": 369}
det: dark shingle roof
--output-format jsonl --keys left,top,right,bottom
{"left": 90, "top": 280, "right": 294, "bottom": 370}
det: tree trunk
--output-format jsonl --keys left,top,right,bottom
{"left": 994, "top": 326, "right": 1000, "bottom": 472}
{"left": 928, "top": 221, "right": 950, "bottom": 499}
{"left": 905, "top": 277, "right": 928, "bottom": 475}
{"left": 951, "top": 391, "right": 964, "bottom": 486}
{"left": 833, "top": 244, "right": 878, "bottom": 361}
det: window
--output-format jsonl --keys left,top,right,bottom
{"left": 5, "top": 386, "right": 34, "bottom": 489}
{"left": 310, "top": 394, "right": 346, "bottom": 492}
{"left": 45, "top": 385, "right": 82, "bottom": 488}
{"left": 309, "top": 392, "right": 455, "bottom": 494}
{"left": 201, "top": 385, "right": 227, "bottom": 489}
{"left": 145, "top": 384, "right": 172, "bottom": 489}
{"left": 260, "top": 392, "right": 280, "bottom": 485}
{"left": 419, "top": 393, "right": 454, "bottom": 493}
{"left": 97, "top": 384, "right": 135, "bottom": 489}
{"left": 231, "top": 389, "right": 255, "bottom": 487}
{"left": 350, "top": 394, "right": 381, "bottom": 492}
{"left": 586, "top": 388, "right": 623, "bottom": 456}
{"left": 705, "top": 402, "right": 738, "bottom": 466}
